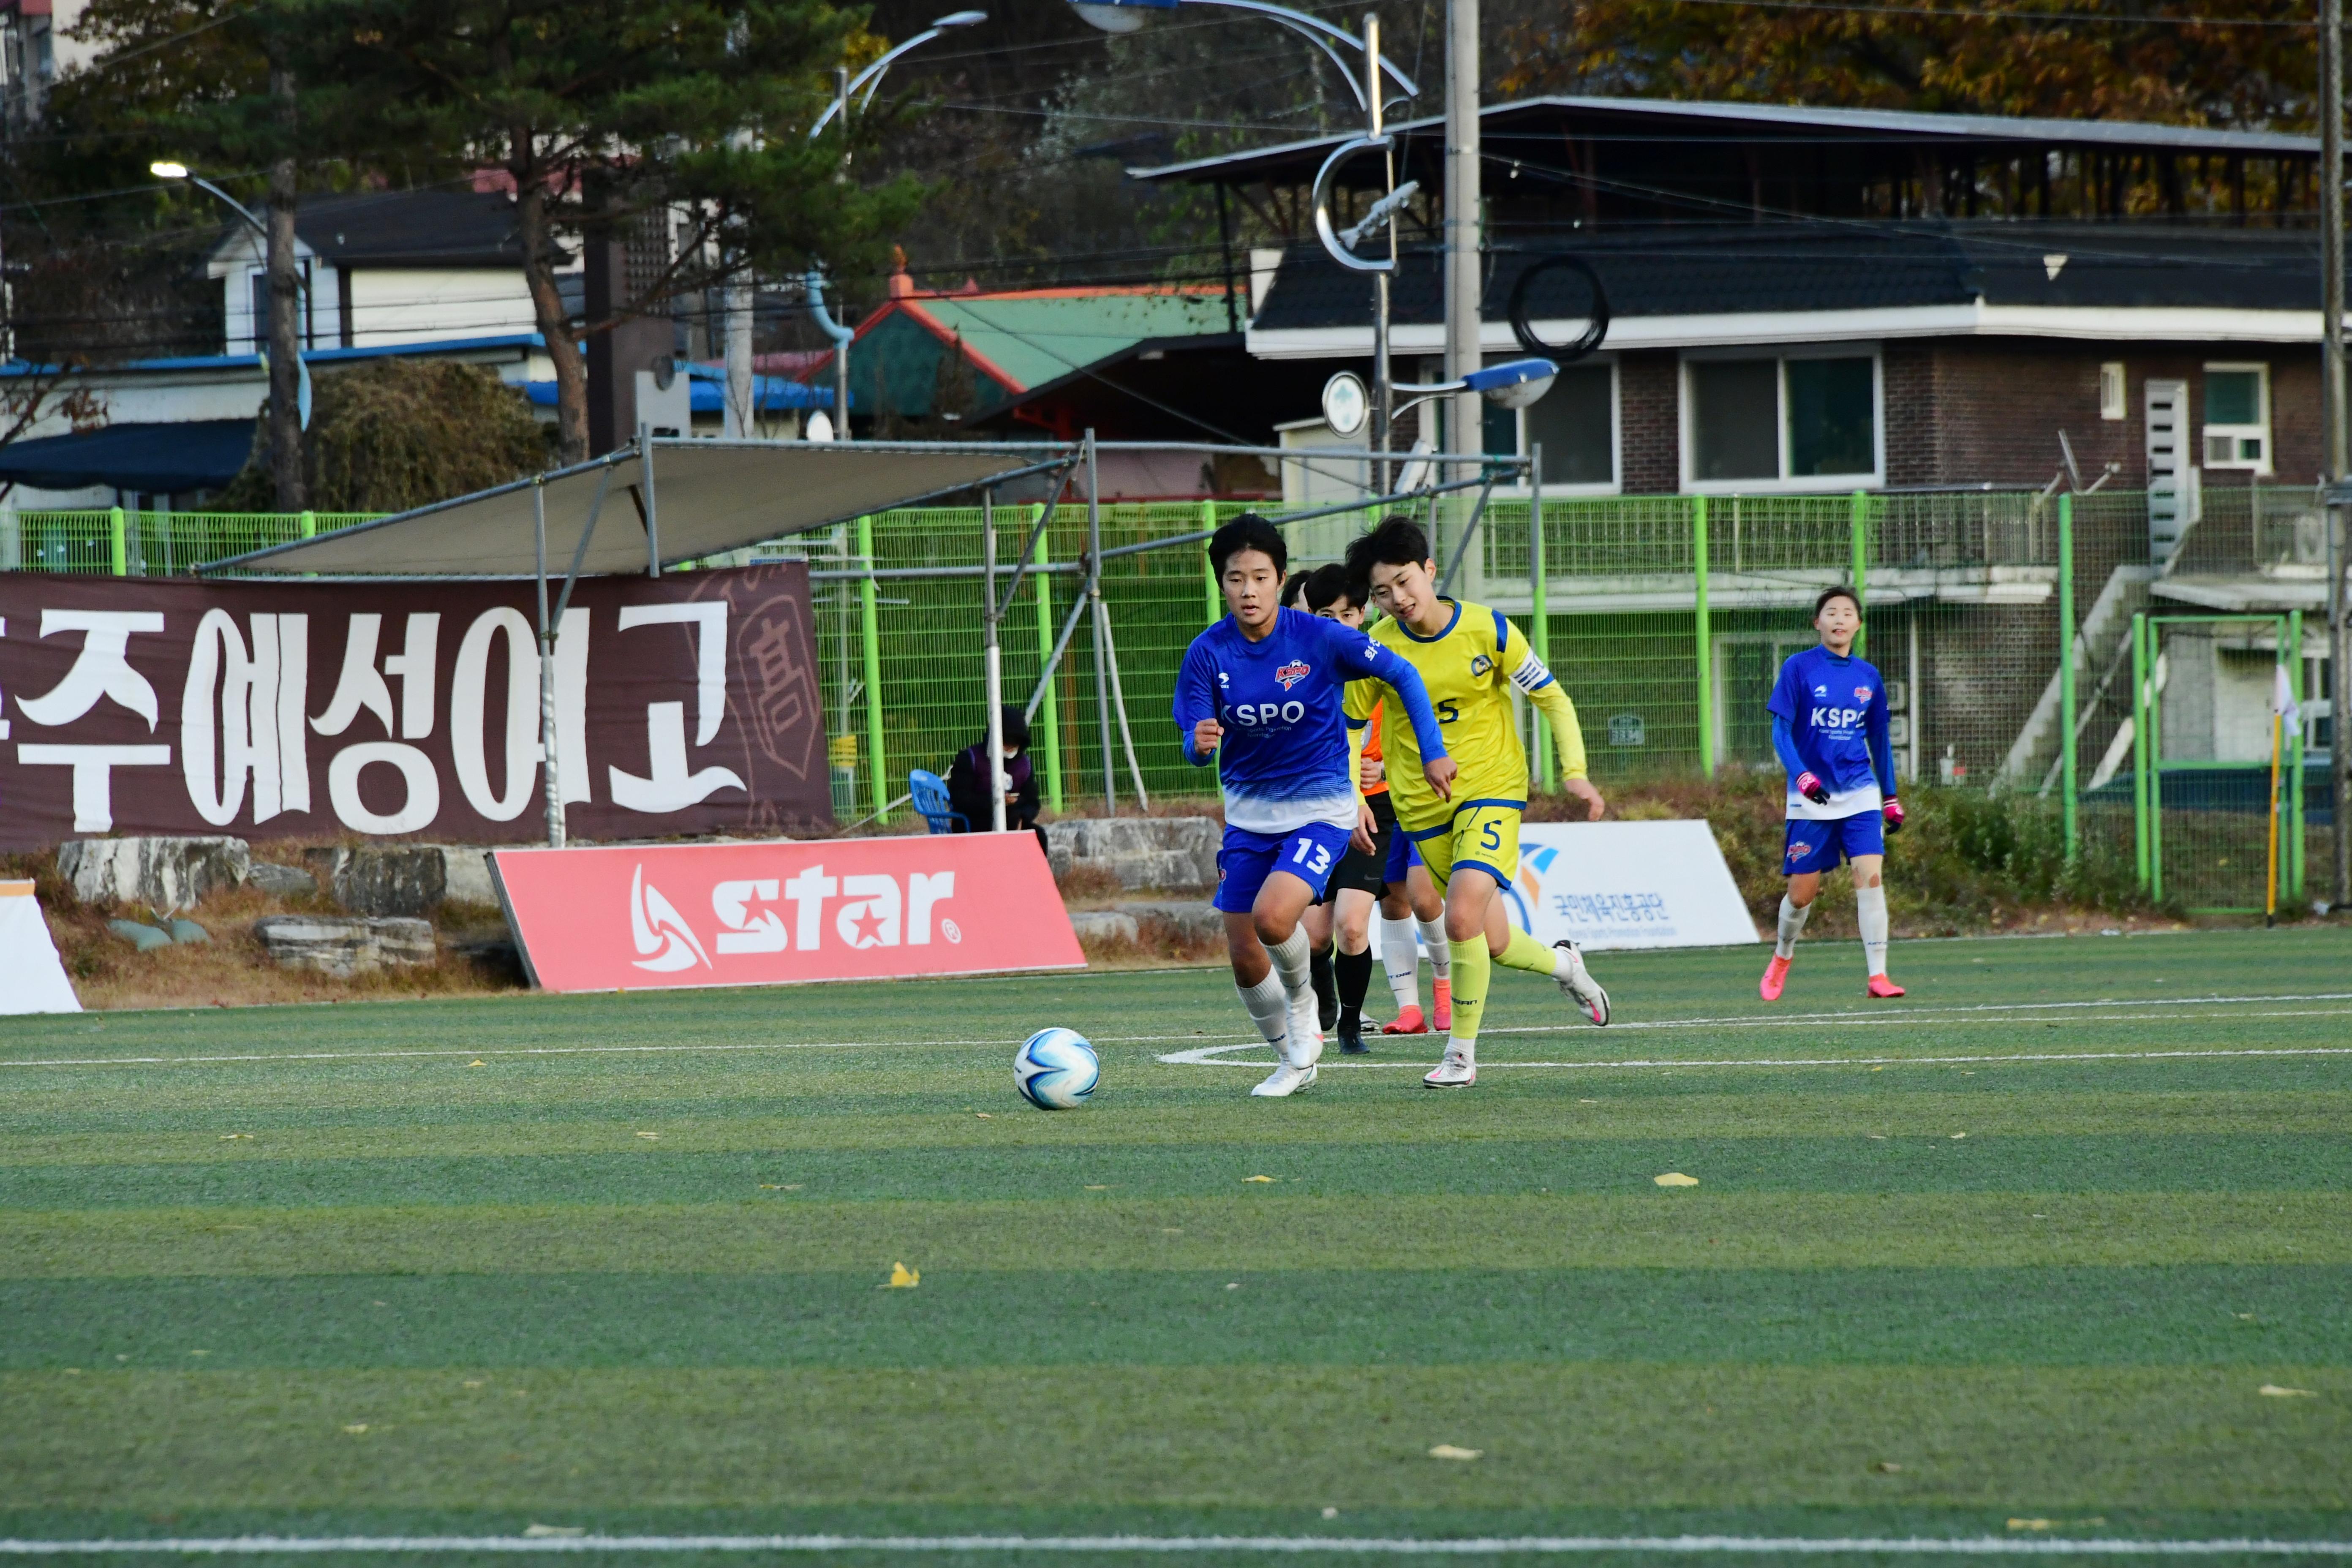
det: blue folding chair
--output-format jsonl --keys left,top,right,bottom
{"left": 909, "top": 768, "right": 968, "bottom": 835}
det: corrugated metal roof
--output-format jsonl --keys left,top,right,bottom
{"left": 1131, "top": 95, "right": 2317, "bottom": 183}
{"left": 888, "top": 289, "right": 1233, "bottom": 390}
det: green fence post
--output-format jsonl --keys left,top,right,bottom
{"left": 1693, "top": 496, "right": 1714, "bottom": 777}
{"left": 2287, "top": 608, "right": 2305, "bottom": 900}
{"left": 2059, "top": 492, "right": 2078, "bottom": 865}
{"left": 1200, "top": 499, "right": 1221, "bottom": 626}
{"left": 108, "top": 506, "right": 126, "bottom": 576}
{"left": 1530, "top": 482, "right": 1553, "bottom": 789}
{"left": 2148, "top": 616, "right": 2165, "bottom": 906}
{"left": 1848, "top": 489, "right": 1868, "bottom": 659}
{"left": 2131, "top": 611, "right": 2151, "bottom": 892}
{"left": 856, "top": 512, "right": 888, "bottom": 824}
{"left": 299, "top": 510, "right": 317, "bottom": 540}
{"left": 1033, "top": 507, "right": 1064, "bottom": 814}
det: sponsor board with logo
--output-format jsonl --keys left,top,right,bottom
{"left": 1366, "top": 820, "right": 1758, "bottom": 956}
{"left": 489, "top": 833, "right": 1082, "bottom": 992}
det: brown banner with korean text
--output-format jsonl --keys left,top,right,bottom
{"left": 0, "top": 564, "right": 829, "bottom": 851}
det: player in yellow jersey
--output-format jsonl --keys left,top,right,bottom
{"left": 1342, "top": 517, "right": 1612, "bottom": 1087}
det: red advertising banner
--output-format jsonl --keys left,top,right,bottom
{"left": 488, "top": 833, "right": 1083, "bottom": 991}
{"left": 0, "top": 564, "right": 829, "bottom": 851}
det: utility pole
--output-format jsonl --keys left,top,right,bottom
{"left": 1368, "top": 10, "right": 1391, "bottom": 495}
{"left": 2326, "top": 0, "right": 2349, "bottom": 909}
{"left": 1442, "top": 0, "right": 1480, "bottom": 477}
{"left": 266, "top": 56, "right": 305, "bottom": 511}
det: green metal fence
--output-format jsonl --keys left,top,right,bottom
{"left": 5, "top": 484, "right": 2330, "bottom": 909}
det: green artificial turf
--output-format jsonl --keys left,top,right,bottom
{"left": 1, "top": 927, "right": 2348, "bottom": 1562}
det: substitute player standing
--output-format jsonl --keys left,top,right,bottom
{"left": 1760, "top": 585, "right": 1906, "bottom": 1000}
{"left": 1174, "top": 516, "right": 1456, "bottom": 1098}
{"left": 1342, "top": 517, "right": 1612, "bottom": 1089}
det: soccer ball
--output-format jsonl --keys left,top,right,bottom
{"left": 1015, "top": 1028, "right": 1099, "bottom": 1110}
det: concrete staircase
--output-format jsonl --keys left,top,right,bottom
{"left": 1996, "top": 564, "right": 2159, "bottom": 791}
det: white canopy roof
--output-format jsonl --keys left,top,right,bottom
{"left": 204, "top": 438, "right": 1067, "bottom": 577}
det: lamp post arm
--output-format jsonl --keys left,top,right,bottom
{"left": 1185, "top": 0, "right": 1417, "bottom": 101}
{"left": 809, "top": 22, "right": 956, "bottom": 138}
{"left": 190, "top": 175, "right": 266, "bottom": 236}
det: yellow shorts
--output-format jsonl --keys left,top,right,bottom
{"left": 1405, "top": 801, "right": 1523, "bottom": 891}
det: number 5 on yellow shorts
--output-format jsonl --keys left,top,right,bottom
{"left": 1409, "top": 802, "right": 1523, "bottom": 891}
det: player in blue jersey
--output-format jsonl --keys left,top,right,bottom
{"left": 1761, "top": 585, "right": 1906, "bottom": 1001}
{"left": 1174, "top": 514, "right": 1456, "bottom": 1097}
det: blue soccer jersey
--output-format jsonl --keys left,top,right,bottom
{"left": 1767, "top": 644, "right": 1897, "bottom": 821}
{"left": 1173, "top": 607, "right": 1448, "bottom": 836}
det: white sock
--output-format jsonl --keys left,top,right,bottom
{"left": 1416, "top": 915, "right": 1452, "bottom": 981}
{"left": 1380, "top": 914, "right": 1421, "bottom": 1009}
{"left": 1446, "top": 1034, "right": 1476, "bottom": 1065}
{"left": 1856, "top": 884, "right": 1890, "bottom": 977}
{"left": 1237, "top": 970, "right": 1290, "bottom": 1045}
{"left": 1266, "top": 923, "right": 1313, "bottom": 1001}
{"left": 1775, "top": 895, "right": 1813, "bottom": 961}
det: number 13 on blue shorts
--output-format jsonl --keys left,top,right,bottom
{"left": 1213, "top": 819, "right": 1356, "bottom": 913}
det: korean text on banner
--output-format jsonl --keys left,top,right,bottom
{"left": 1496, "top": 822, "right": 1760, "bottom": 951}
{"left": 0, "top": 564, "right": 829, "bottom": 852}
{"left": 488, "top": 833, "right": 1084, "bottom": 992}
{"left": 0, "top": 880, "right": 82, "bottom": 1014}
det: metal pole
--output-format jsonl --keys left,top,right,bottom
{"left": 858, "top": 512, "right": 888, "bottom": 823}
{"left": 1693, "top": 495, "right": 1714, "bottom": 778}
{"left": 724, "top": 272, "right": 755, "bottom": 440}
{"left": 1443, "top": 0, "right": 1481, "bottom": 482}
{"left": 535, "top": 480, "right": 563, "bottom": 849}
{"left": 834, "top": 67, "right": 854, "bottom": 440}
{"left": 641, "top": 434, "right": 660, "bottom": 577}
{"left": 2327, "top": 0, "right": 2350, "bottom": 908}
{"left": 2132, "top": 611, "right": 2150, "bottom": 891}
{"left": 1086, "top": 429, "right": 1116, "bottom": 811}
{"left": 984, "top": 488, "right": 1007, "bottom": 833}
{"left": 1529, "top": 441, "right": 1551, "bottom": 789}
{"left": 1201, "top": 498, "right": 1221, "bottom": 626}
{"left": 1033, "top": 510, "right": 1063, "bottom": 813}
{"left": 1849, "top": 489, "right": 1869, "bottom": 660}
{"left": 1098, "top": 603, "right": 1152, "bottom": 810}
{"left": 1367, "top": 11, "right": 1392, "bottom": 497}
{"left": 2289, "top": 607, "right": 2306, "bottom": 899}
{"left": 2059, "top": 491, "right": 2078, "bottom": 864}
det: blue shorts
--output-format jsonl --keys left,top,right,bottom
{"left": 1783, "top": 811, "right": 1885, "bottom": 875}
{"left": 1215, "top": 820, "right": 1356, "bottom": 913}
{"left": 1381, "top": 823, "right": 1422, "bottom": 886}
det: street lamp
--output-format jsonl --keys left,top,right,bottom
{"left": 151, "top": 160, "right": 311, "bottom": 430}
{"left": 1068, "top": 0, "right": 1417, "bottom": 490}
{"left": 803, "top": 9, "right": 986, "bottom": 438}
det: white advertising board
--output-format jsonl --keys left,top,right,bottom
{"left": 1367, "top": 820, "right": 1759, "bottom": 955}
{"left": 0, "top": 880, "right": 82, "bottom": 1013}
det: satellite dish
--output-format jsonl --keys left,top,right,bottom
{"left": 1322, "top": 371, "right": 1369, "bottom": 438}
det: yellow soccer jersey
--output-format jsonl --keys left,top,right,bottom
{"left": 1346, "top": 599, "right": 1587, "bottom": 832}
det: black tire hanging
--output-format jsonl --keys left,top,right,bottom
{"left": 1507, "top": 253, "right": 1610, "bottom": 364}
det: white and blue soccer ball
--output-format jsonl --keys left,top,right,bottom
{"left": 1015, "top": 1027, "right": 1099, "bottom": 1110}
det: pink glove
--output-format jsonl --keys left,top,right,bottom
{"left": 1883, "top": 798, "right": 1906, "bottom": 834}
{"left": 1795, "top": 771, "right": 1831, "bottom": 806}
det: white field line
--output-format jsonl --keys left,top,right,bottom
{"left": 0, "top": 1535, "right": 2347, "bottom": 1557}
{"left": 7, "top": 992, "right": 2352, "bottom": 1075}
{"left": 1160, "top": 1040, "right": 2352, "bottom": 1070}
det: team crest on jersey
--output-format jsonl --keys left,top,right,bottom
{"left": 1813, "top": 683, "right": 1829, "bottom": 700}
{"left": 1786, "top": 839, "right": 1812, "bottom": 860}
{"left": 1855, "top": 686, "right": 1873, "bottom": 703}
{"left": 1274, "top": 659, "right": 1312, "bottom": 690}
{"left": 1470, "top": 653, "right": 1493, "bottom": 676}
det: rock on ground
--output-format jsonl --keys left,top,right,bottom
{"left": 1068, "top": 910, "right": 1141, "bottom": 944}
{"left": 1045, "top": 818, "right": 1218, "bottom": 892}
{"left": 305, "top": 845, "right": 503, "bottom": 917}
{"left": 246, "top": 862, "right": 317, "bottom": 897}
{"left": 252, "top": 915, "right": 436, "bottom": 977}
{"left": 58, "top": 838, "right": 250, "bottom": 912}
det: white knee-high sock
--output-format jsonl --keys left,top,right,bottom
{"left": 1237, "top": 970, "right": 1290, "bottom": 1045}
{"left": 1380, "top": 914, "right": 1421, "bottom": 1009}
{"left": 1416, "top": 915, "right": 1452, "bottom": 980}
{"left": 1266, "top": 923, "right": 1314, "bottom": 1000}
{"left": 1855, "top": 884, "right": 1890, "bottom": 977}
{"left": 1775, "top": 894, "right": 1813, "bottom": 960}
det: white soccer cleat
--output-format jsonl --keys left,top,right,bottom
{"left": 1251, "top": 1060, "right": 1319, "bottom": 1097}
{"left": 1422, "top": 1045, "right": 1477, "bottom": 1088}
{"left": 1554, "top": 939, "right": 1610, "bottom": 1026}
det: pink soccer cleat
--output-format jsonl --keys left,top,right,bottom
{"left": 1759, "top": 954, "right": 1791, "bottom": 1002}
{"left": 1867, "top": 973, "right": 1906, "bottom": 999}
{"left": 1383, "top": 1005, "right": 1429, "bottom": 1035}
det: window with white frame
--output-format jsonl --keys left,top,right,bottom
{"left": 1681, "top": 351, "right": 1881, "bottom": 490}
{"left": 1481, "top": 359, "right": 1618, "bottom": 490}
{"left": 2200, "top": 364, "right": 2270, "bottom": 472}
